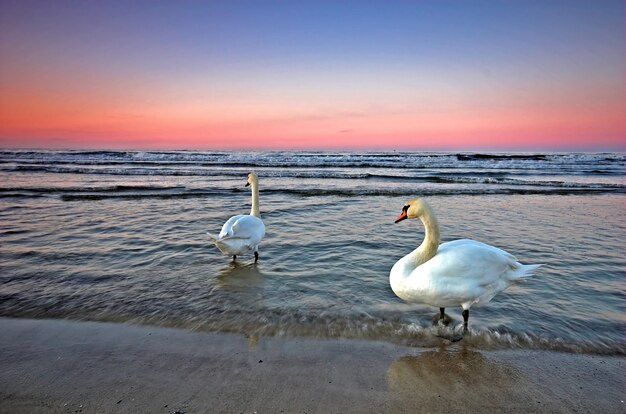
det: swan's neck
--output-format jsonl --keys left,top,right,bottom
{"left": 250, "top": 180, "right": 260, "bottom": 218}
{"left": 407, "top": 204, "right": 440, "bottom": 267}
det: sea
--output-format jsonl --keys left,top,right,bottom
{"left": 0, "top": 149, "right": 624, "bottom": 355}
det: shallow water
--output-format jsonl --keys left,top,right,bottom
{"left": 0, "top": 150, "right": 624, "bottom": 354}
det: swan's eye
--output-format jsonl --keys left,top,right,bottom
{"left": 402, "top": 205, "right": 409, "bottom": 212}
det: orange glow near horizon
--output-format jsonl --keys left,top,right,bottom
{"left": 1, "top": 80, "right": 624, "bottom": 150}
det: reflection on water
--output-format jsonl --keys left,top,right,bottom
{"left": 215, "top": 262, "right": 265, "bottom": 289}
{"left": 387, "top": 347, "right": 520, "bottom": 406}
{"left": 246, "top": 334, "right": 259, "bottom": 350}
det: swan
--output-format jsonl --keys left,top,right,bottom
{"left": 207, "top": 172, "right": 265, "bottom": 263}
{"left": 390, "top": 198, "right": 542, "bottom": 332}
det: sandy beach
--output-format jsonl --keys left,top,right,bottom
{"left": 0, "top": 318, "right": 623, "bottom": 413}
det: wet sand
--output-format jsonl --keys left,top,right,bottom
{"left": 0, "top": 318, "right": 623, "bottom": 413}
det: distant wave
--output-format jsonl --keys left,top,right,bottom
{"left": 2, "top": 164, "right": 624, "bottom": 180}
{"left": 34, "top": 187, "right": 623, "bottom": 201}
{"left": 6, "top": 189, "right": 612, "bottom": 202}
{"left": 260, "top": 187, "right": 625, "bottom": 197}
{"left": 421, "top": 175, "right": 626, "bottom": 189}
{"left": 1, "top": 180, "right": 623, "bottom": 201}
{"left": 457, "top": 153, "right": 548, "bottom": 161}
{"left": 0, "top": 184, "right": 186, "bottom": 194}
{"left": 1, "top": 150, "right": 623, "bottom": 200}
{"left": 1, "top": 150, "right": 624, "bottom": 172}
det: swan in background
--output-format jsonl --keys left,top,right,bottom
{"left": 208, "top": 172, "right": 265, "bottom": 263}
{"left": 390, "top": 198, "right": 542, "bottom": 333}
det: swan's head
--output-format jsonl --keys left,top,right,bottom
{"left": 245, "top": 172, "right": 258, "bottom": 187}
{"left": 394, "top": 198, "right": 428, "bottom": 223}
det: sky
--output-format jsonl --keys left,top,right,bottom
{"left": 0, "top": 0, "right": 624, "bottom": 150}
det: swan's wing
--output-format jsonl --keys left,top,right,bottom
{"left": 440, "top": 239, "right": 518, "bottom": 262}
{"left": 219, "top": 215, "right": 265, "bottom": 244}
{"left": 218, "top": 215, "right": 247, "bottom": 238}
{"left": 405, "top": 240, "right": 519, "bottom": 307}
{"left": 421, "top": 240, "right": 518, "bottom": 286}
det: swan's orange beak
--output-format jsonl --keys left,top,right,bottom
{"left": 394, "top": 210, "right": 408, "bottom": 223}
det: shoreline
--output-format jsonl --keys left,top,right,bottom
{"left": 0, "top": 317, "right": 624, "bottom": 413}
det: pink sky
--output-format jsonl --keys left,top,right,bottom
{"left": 1, "top": 77, "right": 623, "bottom": 150}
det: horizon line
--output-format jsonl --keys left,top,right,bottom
{"left": 1, "top": 145, "right": 625, "bottom": 154}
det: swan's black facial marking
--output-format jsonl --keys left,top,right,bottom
{"left": 395, "top": 204, "right": 410, "bottom": 223}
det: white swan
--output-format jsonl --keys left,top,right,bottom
{"left": 207, "top": 172, "right": 265, "bottom": 263}
{"left": 390, "top": 198, "right": 542, "bottom": 332}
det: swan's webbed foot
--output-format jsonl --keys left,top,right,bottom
{"left": 432, "top": 307, "right": 452, "bottom": 326}
{"left": 433, "top": 307, "right": 466, "bottom": 342}
{"left": 254, "top": 251, "right": 259, "bottom": 263}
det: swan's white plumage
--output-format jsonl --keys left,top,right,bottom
{"left": 390, "top": 198, "right": 542, "bottom": 325}
{"left": 208, "top": 214, "right": 265, "bottom": 256}
{"left": 208, "top": 172, "right": 265, "bottom": 259}
{"left": 391, "top": 239, "right": 540, "bottom": 310}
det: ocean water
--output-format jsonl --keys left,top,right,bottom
{"left": 0, "top": 149, "right": 624, "bottom": 355}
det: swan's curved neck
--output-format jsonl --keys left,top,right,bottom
{"left": 407, "top": 204, "right": 440, "bottom": 267}
{"left": 250, "top": 180, "right": 260, "bottom": 218}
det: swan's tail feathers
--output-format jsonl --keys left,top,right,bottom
{"left": 512, "top": 263, "right": 544, "bottom": 280}
{"left": 206, "top": 232, "right": 219, "bottom": 243}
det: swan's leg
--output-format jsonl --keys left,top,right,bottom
{"left": 254, "top": 251, "right": 259, "bottom": 263}
{"left": 232, "top": 255, "right": 237, "bottom": 261}
{"left": 462, "top": 309, "right": 469, "bottom": 332}
{"left": 432, "top": 307, "right": 451, "bottom": 325}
